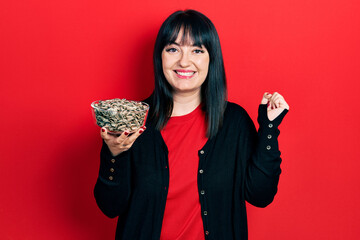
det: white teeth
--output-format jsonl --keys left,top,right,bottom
{"left": 176, "top": 71, "right": 195, "bottom": 76}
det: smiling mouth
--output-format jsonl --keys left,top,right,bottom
{"left": 174, "top": 70, "right": 196, "bottom": 77}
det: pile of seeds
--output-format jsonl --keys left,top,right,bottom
{"left": 92, "top": 98, "right": 149, "bottom": 132}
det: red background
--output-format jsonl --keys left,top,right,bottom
{"left": 1, "top": 0, "right": 359, "bottom": 239}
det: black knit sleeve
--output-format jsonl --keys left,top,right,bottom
{"left": 244, "top": 104, "right": 288, "bottom": 207}
{"left": 93, "top": 141, "right": 132, "bottom": 218}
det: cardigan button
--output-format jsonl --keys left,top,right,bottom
{"left": 200, "top": 190, "right": 205, "bottom": 195}
{"left": 205, "top": 231, "right": 209, "bottom": 235}
{"left": 266, "top": 145, "right": 271, "bottom": 150}
{"left": 199, "top": 169, "right": 204, "bottom": 174}
{"left": 111, "top": 159, "right": 116, "bottom": 163}
{"left": 109, "top": 176, "right": 114, "bottom": 181}
{"left": 203, "top": 211, "right": 208, "bottom": 215}
{"left": 267, "top": 134, "right": 272, "bottom": 139}
{"left": 268, "top": 123, "right": 273, "bottom": 128}
{"left": 110, "top": 168, "right": 115, "bottom": 173}
{"left": 200, "top": 150, "right": 205, "bottom": 154}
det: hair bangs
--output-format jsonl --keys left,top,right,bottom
{"left": 164, "top": 16, "right": 208, "bottom": 49}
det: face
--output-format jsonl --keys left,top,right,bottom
{"left": 161, "top": 31, "right": 210, "bottom": 96}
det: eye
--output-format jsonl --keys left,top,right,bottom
{"left": 165, "top": 47, "right": 178, "bottom": 53}
{"left": 193, "top": 49, "right": 205, "bottom": 54}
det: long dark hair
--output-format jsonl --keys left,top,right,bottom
{"left": 150, "top": 9, "right": 227, "bottom": 138}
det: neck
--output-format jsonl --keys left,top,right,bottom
{"left": 172, "top": 90, "right": 201, "bottom": 116}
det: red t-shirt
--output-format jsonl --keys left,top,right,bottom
{"left": 160, "top": 105, "right": 208, "bottom": 240}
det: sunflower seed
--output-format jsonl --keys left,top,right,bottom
{"left": 92, "top": 98, "right": 149, "bottom": 133}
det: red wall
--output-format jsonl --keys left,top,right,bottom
{"left": 1, "top": 0, "right": 359, "bottom": 239}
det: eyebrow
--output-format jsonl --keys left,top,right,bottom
{"left": 168, "top": 41, "right": 203, "bottom": 48}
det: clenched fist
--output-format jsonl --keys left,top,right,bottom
{"left": 261, "top": 92, "right": 289, "bottom": 121}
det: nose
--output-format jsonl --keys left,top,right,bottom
{"left": 179, "top": 52, "right": 191, "bottom": 67}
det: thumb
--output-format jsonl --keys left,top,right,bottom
{"left": 100, "top": 127, "right": 111, "bottom": 141}
{"left": 261, "top": 92, "right": 272, "bottom": 105}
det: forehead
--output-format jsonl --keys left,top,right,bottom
{"left": 174, "top": 29, "right": 193, "bottom": 44}
{"left": 167, "top": 27, "right": 203, "bottom": 47}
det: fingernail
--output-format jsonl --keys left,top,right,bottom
{"left": 101, "top": 128, "right": 105, "bottom": 132}
{"left": 139, "top": 129, "right": 144, "bottom": 134}
{"left": 142, "top": 126, "right": 147, "bottom": 130}
{"left": 124, "top": 131, "right": 129, "bottom": 136}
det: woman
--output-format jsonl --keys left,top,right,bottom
{"left": 94, "top": 9, "right": 289, "bottom": 240}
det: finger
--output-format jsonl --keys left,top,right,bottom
{"left": 115, "top": 130, "right": 131, "bottom": 144}
{"left": 271, "top": 93, "right": 289, "bottom": 110}
{"left": 261, "top": 92, "right": 272, "bottom": 105}
{"left": 100, "top": 127, "right": 112, "bottom": 141}
{"left": 122, "top": 126, "right": 146, "bottom": 146}
{"left": 279, "top": 98, "right": 290, "bottom": 110}
{"left": 264, "top": 92, "right": 273, "bottom": 110}
{"left": 276, "top": 99, "right": 281, "bottom": 108}
{"left": 269, "top": 92, "right": 281, "bottom": 108}
{"left": 272, "top": 96, "right": 281, "bottom": 108}
{"left": 268, "top": 95, "right": 276, "bottom": 109}
{"left": 106, "top": 130, "right": 132, "bottom": 155}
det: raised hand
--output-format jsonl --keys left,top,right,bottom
{"left": 261, "top": 92, "right": 289, "bottom": 121}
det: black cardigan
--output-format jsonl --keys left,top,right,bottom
{"left": 94, "top": 102, "right": 288, "bottom": 240}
